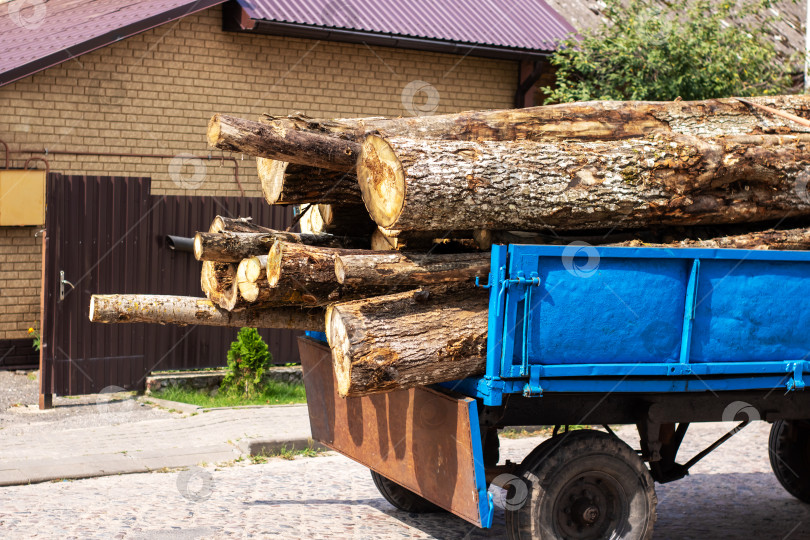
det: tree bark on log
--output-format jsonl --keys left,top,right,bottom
{"left": 335, "top": 252, "right": 490, "bottom": 286}
{"left": 358, "top": 133, "right": 810, "bottom": 232}
{"left": 194, "top": 230, "right": 364, "bottom": 262}
{"left": 268, "top": 95, "right": 810, "bottom": 142}
{"left": 326, "top": 288, "right": 488, "bottom": 397}
{"left": 194, "top": 232, "right": 276, "bottom": 262}
{"left": 256, "top": 96, "right": 810, "bottom": 209}
{"left": 208, "top": 114, "right": 359, "bottom": 171}
{"left": 90, "top": 294, "right": 324, "bottom": 331}
{"left": 617, "top": 227, "right": 810, "bottom": 250}
{"left": 257, "top": 158, "right": 363, "bottom": 205}
{"left": 262, "top": 241, "right": 412, "bottom": 306}
{"left": 210, "top": 216, "right": 272, "bottom": 234}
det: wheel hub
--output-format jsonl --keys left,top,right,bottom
{"left": 554, "top": 474, "right": 625, "bottom": 540}
{"left": 582, "top": 505, "right": 600, "bottom": 524}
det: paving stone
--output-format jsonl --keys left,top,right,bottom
{"left": 2, "top": 422, "right": 808, "bottom": 539}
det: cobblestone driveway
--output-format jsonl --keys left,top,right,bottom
{"left": 2, "top": 422, "right": 809, "bottom": 539}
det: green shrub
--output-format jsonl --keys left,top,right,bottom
{"left": 220, "top": 328, "right": 272, "bottom": 398}
{"left": 544, "top": 0, "right": 793, "bottom": 104}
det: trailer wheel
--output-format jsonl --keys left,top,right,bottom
{"left": 769, "top": 420, "right": 810, "bottom": 503}
{"left": 505, "top": 430, "right": 656, "bottom": 540}
{"left": 370, "top": 470, "right": 442, "bottom": 513}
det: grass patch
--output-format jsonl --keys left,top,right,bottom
{"left": 152, "top": 380, "right": 306, "bottom": 408}
{"left": 251, "top": 443, "right": 325, "bottom": 463}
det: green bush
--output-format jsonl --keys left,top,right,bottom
{"left": 220, "top": 328, "right": 272, "bottom": 398}
{"left": 544, "top": 0, "right": 793, "bottom": 104}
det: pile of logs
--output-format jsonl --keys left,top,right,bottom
{"left": 91, "top": 95, "right": 810, "bottom": 397}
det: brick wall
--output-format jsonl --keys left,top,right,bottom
{"left": 0, "top": 4, "right": 518, "bottom": 338}
{"left": 0, "top": 227, "right": 41, "bottom": 340}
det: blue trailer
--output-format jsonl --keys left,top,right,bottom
{"left": 299, "top": 244, "right": 810, "bottom": 540}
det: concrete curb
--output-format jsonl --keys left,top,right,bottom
{"left": 0, "top": 446, "right": 239, "bottom": 487}
{"left": 0, "top": 404, "right": 317, "bottom": 487}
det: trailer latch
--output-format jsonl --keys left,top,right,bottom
{"left": 786, "top": 362, "right": 806, "bottom": 392}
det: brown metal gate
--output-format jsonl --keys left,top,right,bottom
{"left": 40, "top": 174, "right": 298, "bottom": 400}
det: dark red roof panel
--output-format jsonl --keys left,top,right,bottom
{"left": 237, "top": 0, "right": 575, "bottom": 52}
{"left": 0, "top": 0, "right": 226, "bottom": 87}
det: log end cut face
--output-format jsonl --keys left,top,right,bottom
{"left": 206, "top": 114, "right": 222, "bottom": 147}
{"left": 326, "top": 306, "right": 354, "bottom": 397}
{"left": 258, "top": 158, "right": 288, "bottom": 204}
{"left": 357, "top": 135, "right": 405, "bottom": 229}
{"left": 266, "top": 241, "right": 283, "bottom": 287}
{"left": 88, "top": 295, "right": 106, "bottom": 322}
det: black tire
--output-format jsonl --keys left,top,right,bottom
{"left": 506, "top": 430, "right": 657, "bottom": 540}
{"left": 769, "top": 420, "right": 810, "bottom": 503}
{"left": 370, "top": 470, "right": 443, "bottom": 513}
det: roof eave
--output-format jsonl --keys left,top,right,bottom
{"left": 224, "top": 9, "right": 554, "bottom": 61}
{"left": 0, "top": 0, "right": 226, "bottom": 88}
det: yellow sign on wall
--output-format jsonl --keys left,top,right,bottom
{"left": 0, "top": 170, "right": 46, "bottom": 226}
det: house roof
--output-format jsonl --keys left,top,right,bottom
{"left": 230, "top": 0, "right": 576, "bottom": 59}
{"left": 0, "top": 0, "right": 575, "bottom": 88}
{"left": 0, "top": 0, "right": 226, "bottom": 87}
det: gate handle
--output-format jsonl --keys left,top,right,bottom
{"left": 59, "top": 270, "right": 75, "bottom": 301}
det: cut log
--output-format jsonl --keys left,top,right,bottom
{"left": 269, "top": 95, "right": 810, "bottom": 142}
{"left": 335, "top": 251, "right": 490, "bottom": 286}
{"left": 618, "top": 227, "right": 810, "bottom": 250}
{"left": 259, "top": 96, "right": 810, "bottom": 209}
{"left": 237, "top": 255, "right": 267, "bottom": 302}
{"left": 262, "top": 241, "right": 412, "bottom": 306}
{"left": 200, "top": 260, "right": 239, "bottom": 310}
{"left": 194, "top": 232, "right": 276, "bottom": 262}
{"left": 326, "top": 288, "right": 488, "bottom": 397}
{"left": 257, "top": 158, "right": 363, "bottom": 205}
{"left": 357, "top": 133, "right": 810, "bottom": 232}
{"left": 194, "top": 230, "right": 365, "bottom": 262}
{"left": 210, "top": 216, "right": 272, "bottom": 234}
{"left": 208, "top": 114, "right": 359, "bottom": 172}
{"left": 89, "top": 294, "right": 323, "bottom": 331}
{"left": 245, "top": 255, "right": 266, "bottom": 283}
{"left": 266, "top": 241, "right": 346, "bottom": 289}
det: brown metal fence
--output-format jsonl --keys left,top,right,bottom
{"left": 41, "top": 174, "right": 298, "bottom": 397}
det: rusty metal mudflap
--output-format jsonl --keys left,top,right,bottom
{"left": 298, "top": 336, "right": 493, "bottom": 528}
